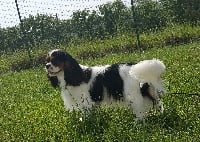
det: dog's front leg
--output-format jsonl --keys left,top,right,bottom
{"left": 61, "top": 89, "right": 76, "bottom": 111}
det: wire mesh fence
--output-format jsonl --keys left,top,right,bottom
{"left": 1, "top": 0, "right": 131, "bottom": 28}
{"left": 1, "top": 0, "right": 199, "bottom": 53}
{"left": 0, "top": 0, "right": 199, "bottom": 97}
{"left": 1, "top": 0, "right": 137, "bottom": 54}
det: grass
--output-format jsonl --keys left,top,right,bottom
{"left": 0, "top": 40, "right": 199, "bottom": 141}
{"left": 0, "top": 23, "right": 200, "bottom": 73}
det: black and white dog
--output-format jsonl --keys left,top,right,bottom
{"left": 45, "top": 49, "right": 166, "bottom": 120}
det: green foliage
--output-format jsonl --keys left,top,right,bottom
{"left": 0, "top": 41, "right": 199, "bottom": 141}
{"left": 135, "top": 0, "right": 169, "bottom": 31}
{"left": 160, "top": 0, "right": 200, "bottom": 24}
{"left": 1, "top": 0, "right": 199, "bottom": 52}
{"left": 0, "top": 27, "right": 22, "bottom": 51}
{"left": 0, "top": 48, "right": 48, "bottom": 73}
{"left": 22, "top": 14, "right": 71, "bottom": 45}
{"left": 99, "top": 0, "right": 130, "bottom": 35}
{"left": 0, "top": 2, "right": 199, "bottom": 140}
{"left": 1, "top": 23, "right": 200, "bottom": 73}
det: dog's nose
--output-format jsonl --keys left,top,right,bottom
{"left": 46, "top": 64, "right": 51, "bottom": 69}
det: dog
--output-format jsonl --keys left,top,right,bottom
{"left": 45, "top": 49, "right": 166, "bottom": 120}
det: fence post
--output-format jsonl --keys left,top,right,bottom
{"left": 15, "top": 0, "right": 32, "bottom": 61}
{"left": 131, "top": 0, "right": 141, "bottom": 51}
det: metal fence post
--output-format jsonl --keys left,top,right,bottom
{"left": 131, "top": 0, "right": 141, "bottom": 51}
{"left": 15, "top": 0, "right": 32, "bottom": 61}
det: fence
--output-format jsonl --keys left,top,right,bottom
{"left": 0, "top": 0, "right": 199, "bottom": 97}
{"left": 1, "top": 0, "right": 135, "bottom": 60}
{"left": 1, "top": 0, "right": 131, "bottom": 28}
{"left": 1, "top": 0, "right": 199, "bottom": 54}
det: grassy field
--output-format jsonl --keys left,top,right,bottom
{"left": 0, "top": 40, "right": 200, "bottom": 141}
{"left": 1, "top": 23, "right": 200, "bottom": 74}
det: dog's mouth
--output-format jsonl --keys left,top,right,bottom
{"left": 47, "top": 69, "right": 62, "bottom": 76}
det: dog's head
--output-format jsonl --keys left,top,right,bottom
{"left": 45, "top": 49, "right": 84, "bottom": 87}
{"left": 45, "top": 49, "right": 68, "bottom": 77}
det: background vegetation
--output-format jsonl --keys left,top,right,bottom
{"left": 0, "top": 42, "right": 199, "bottom": 141}
{"left": 0, "top": 0, "right": 200, "bottom": 141}
{"left": 0, "top": 0, "right": 200, "bottom": 51}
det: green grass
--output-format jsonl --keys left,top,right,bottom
{"left": 1, "top": 23, "right": 200, "bottom": 73}
{"left": 0, "top": 41, "right": 199, "bottom": 141}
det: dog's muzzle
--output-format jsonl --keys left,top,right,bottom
{"left": 46, "top": 63, "right": 52, "bottom": 69}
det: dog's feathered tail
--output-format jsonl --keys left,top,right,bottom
{"left": 129, "top": 59, "right": 166, "bottom": 93}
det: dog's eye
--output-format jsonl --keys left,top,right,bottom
{"left": 51, "top": 60, "right": 60, "bottom": 66}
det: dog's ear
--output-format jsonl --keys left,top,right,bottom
{"left": 47, "top": 75, "right": 59, "bottom": 88}
{"left": 63, "top": 53, "right": 84, "bottom": 86}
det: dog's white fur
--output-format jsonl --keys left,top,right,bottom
{"left": 46, "top": 50, "right": 166, "bottom": 120}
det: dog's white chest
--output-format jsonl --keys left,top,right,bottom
{"left": 61, "top": 84, "right": 94, "bottom": 111}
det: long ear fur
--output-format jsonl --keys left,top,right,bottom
{"left": 47, "top": 75, "right": 59, "bottom": 88}
{"left": 63, "top": 53, "right": 84, "bottom": 86}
